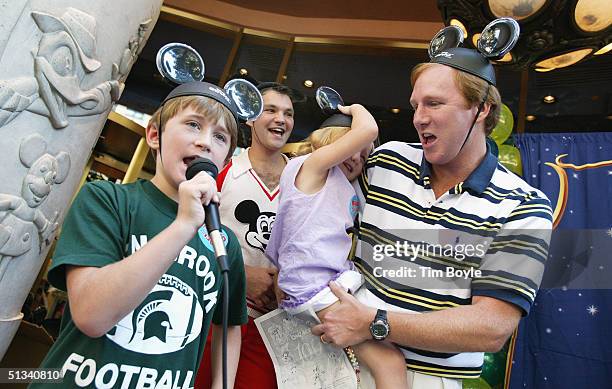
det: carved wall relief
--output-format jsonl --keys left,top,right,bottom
{"left": 0, "top": 134, "right": 70, "bottom": 284}
{"left": 0, "top": 7, "right": 120, "bottom": 129}
{"left": 112, "top": 19, "right": 153, "bottom": 97}
{"left": 0, "top": 0, "right": 163, "bottom": 359}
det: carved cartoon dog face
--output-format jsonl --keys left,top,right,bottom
{"left": 235, "top": 199, "right": 276, "bottom": 253}
{"left": 19, "top": 134, "right": 70, "bottom": 208}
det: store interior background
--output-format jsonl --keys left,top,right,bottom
{"left": 1, "top": 1, "right": 610, "bottom": 386}
{"left": 97, "top": 0, "right": 612, "bottom": 180}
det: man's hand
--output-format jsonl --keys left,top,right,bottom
{"left": 245, "top": 264, "right": 277, "bottom": 310}
{"left": 273, "top": 271, "right": 286, "bottom": 306}
{"left": 311, "top": 281, "right": 376, "bottom": 348}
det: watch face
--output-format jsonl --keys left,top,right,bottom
{"left": 371, "top": 322, "right": 388, "bottom": 339}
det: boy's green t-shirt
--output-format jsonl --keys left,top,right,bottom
{"left": 32, "top": 179, "right": 247, "bottom": 389}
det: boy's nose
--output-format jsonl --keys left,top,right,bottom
{"left": 195, "top": 131, "right": 212, "bottom": 152}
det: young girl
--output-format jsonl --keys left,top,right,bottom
{"left": 265, "top": 104, "right": 408, "bottom": 389}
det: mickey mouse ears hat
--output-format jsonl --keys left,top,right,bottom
{"left": 428, "top": 18, "right": 520, "bottom": 86}
{"left": 315, "top": 86, "right": 353, "bottom": 128}
{"left": 157, "top": 43, "right": 263, "bottom": 123}
{"left": 320, "top": 113, "right": 353, "bottom": 129}
{"left": 162, "top": 81, "right": 241, "bottom": 124}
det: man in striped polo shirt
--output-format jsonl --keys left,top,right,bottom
{"left": 313, "top": 33, "right": 553, "bottom": 389}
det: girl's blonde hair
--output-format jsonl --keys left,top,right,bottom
{"left": 149, "top": 95, "right": 238, "bottom": 162}
{"left": 295, "top": 126, "right": 351, "bottom": 156}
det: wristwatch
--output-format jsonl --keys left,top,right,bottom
{"left": 369, "top": 309, "right": 390, "bottom": 340}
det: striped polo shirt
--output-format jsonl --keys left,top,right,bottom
{"left": 353, "top": 141, "right": 552, "bottom": 379}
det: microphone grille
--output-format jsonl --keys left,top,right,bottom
{"left": 186, "top": 157, "right": 218, "bottom": 180}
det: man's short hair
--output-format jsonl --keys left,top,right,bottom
{"left": 257, "top": 82, "right": 295, "bottom": 102}
{"left": 411, "top": 63, "right": 502, "bottom": 135}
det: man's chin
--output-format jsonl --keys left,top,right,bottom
{"left": 266, "top": 140, "right": 287, "bottom": 152}
{"left": 423, "top": 151, "right": 447, "bottom": 166}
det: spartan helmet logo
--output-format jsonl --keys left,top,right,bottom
{"left": 128, "top": 290, "right": 174, "bottom": 344}
{"left": 107, "top": 275, "right": 204, "bottom": 354}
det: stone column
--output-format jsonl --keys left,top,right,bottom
{"left": 0, "top": 0, "right": 163, "bottom": 359}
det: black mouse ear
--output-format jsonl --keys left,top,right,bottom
{"left": 156, "top": 42, "right": 205, "bottom": 84}
{"left": 235, "top": 200, "right": 260, "bottom": 223}
{"left": 428, "top": 25, "right": 465, "bottom": 59}
{"left": 316, "top": 86, "right": 345, "bottom": 115}
{"left": 223, "top": 78, "right": 264, "bottom": 122}
{"left": 477, "top": 17, "right": 520, "bottom": 61}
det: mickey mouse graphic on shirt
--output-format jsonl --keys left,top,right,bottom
{"left": 235, "top": 199, "right": 276, "bottom": 253}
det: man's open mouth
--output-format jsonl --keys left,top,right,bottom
{"left": 269, "top": 128, "right": 285, "bottom": 137}
{"left": 423, "top": 133, "right": 437, "bottom": 145}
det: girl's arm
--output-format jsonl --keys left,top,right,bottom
{"left": 299, "top": 104, "right": 378, "bottom": 190}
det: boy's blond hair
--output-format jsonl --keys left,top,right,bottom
{"left": 295, "top": 126, "right": 351, "bottom": 156}
{"left": 149, "top": 95, "right": 238, "bottom": 162}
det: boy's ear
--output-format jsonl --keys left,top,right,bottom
{"left": 146, "top": 122, "right": 160, "bottom": 151}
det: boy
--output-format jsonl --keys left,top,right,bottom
{"left": 31, "top": 82, "right": 247, "bottom": 389}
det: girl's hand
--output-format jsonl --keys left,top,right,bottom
{"left": 337, "top": 103, "right": 368, "bottom": 117}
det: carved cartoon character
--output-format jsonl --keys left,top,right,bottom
{"left": 0, "top": 7, "right": 120, "bottom": 129}
{"left": 0, "top": 134, "right": 70, "bottom": 282}
{"left": 235, "top": 199, "right": 276, "bottom": 253}
{"left": 112, "top": 18, "right": 152, "bottom": 95}
{"left": 0, "top": 7, "right": 123, "bottom": 129}
{"left": 29, "top": 7, "right": 120, "bottom": 128}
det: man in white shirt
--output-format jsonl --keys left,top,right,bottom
{"left": 197, "top": 82, "right": 295, "bottom": 389}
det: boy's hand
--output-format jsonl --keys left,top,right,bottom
{"left": 176, "top": 171, "right": 219, "bottom": 232}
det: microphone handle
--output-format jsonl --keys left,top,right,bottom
{"left": 204, "top": 202, "right": 222, "bottom": 235}
{"left": 204, "top": 203, "right": 230, "bottom": 272}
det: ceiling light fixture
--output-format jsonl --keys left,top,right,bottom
{"left": 535, "top": 67, "right": 556, "bottom": 72}
{"left": 437, "top": 0, "right": 611, "bottom": 70}
{"left": 450, "top": 19, "right": 468, "bottom": 39}
{"left": 594, "top": 42, "right": 612, "bottom": 56}
{"left": 304, "top": 80, "right": 313, "bottom": 88}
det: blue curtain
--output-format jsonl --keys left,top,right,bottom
{"left": 510, "top": 133, "right": 612, "bottom": 389}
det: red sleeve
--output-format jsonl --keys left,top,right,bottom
{"left": 216, "top": 159, "right": 232, "bottom": 192}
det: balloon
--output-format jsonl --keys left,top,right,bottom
{"left": 490, "top": 104, "right": 514, "bottom": 145}
{"left": 498, "top": 144, "right": 522, "bottom": 175}
{"left": 480, "top": 352, "right": 506, "bottom": 387}
{"left": 463, "top": 377, "right": 492, "bottom": 389}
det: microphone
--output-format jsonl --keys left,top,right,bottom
{"left": 186, "top": 157, "right": 232, "bottom": 389}
{"left": 185, "top": 157, "right": 229, "bottom": 273}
